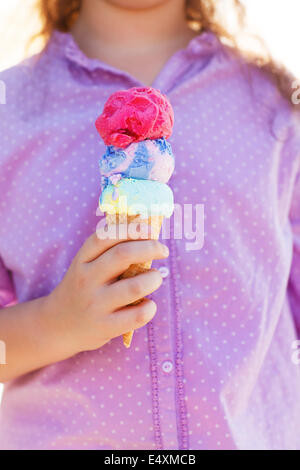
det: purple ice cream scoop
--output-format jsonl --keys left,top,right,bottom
{"left": 99, "top": 137, "right": 175, "bottom": 190}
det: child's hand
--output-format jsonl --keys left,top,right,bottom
{"left": 46, "top": 223, "right": 168, "bottom": 353}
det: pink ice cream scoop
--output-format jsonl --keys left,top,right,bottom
{"left": 95, "top": 87, "right": 174, "bottom": 148}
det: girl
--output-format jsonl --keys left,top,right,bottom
{"left": 0, "top": 0, "right": 300, "bottom": 450}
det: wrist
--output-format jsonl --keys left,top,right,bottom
{"left": 40, "top": 292, "right": 81, "bottom": 361}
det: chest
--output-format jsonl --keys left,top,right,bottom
{"left": 0, "top": 80, "right": 297, "bottom": 305}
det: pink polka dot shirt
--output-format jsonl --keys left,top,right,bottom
{"left": 0, "top": 30, "right": 300, "bottom": 450}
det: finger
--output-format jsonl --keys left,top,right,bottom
{"left": 102, "top": 269, "right": 163, "bottom": 311}
{"left": 102, "top": 299, "right": 157, "bottom": 340}
{"left": 78, "top": 222, "right": 152, "bottom": 263}
{"left": 89, "top": 239, "right": 169, "bottom": 283}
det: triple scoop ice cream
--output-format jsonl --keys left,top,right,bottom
{"left": 96, "top": 87, "right": 175, "bottom": 219}
{"left": 95, "top": 87, "right": 175, "bottom": 347}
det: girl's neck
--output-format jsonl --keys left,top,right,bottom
{"left": 71, "top": 0, "right": 198, "bottom": 86}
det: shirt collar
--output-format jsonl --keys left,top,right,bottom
{"left": 48, "top": 28, "right": 221, "bottom": 75}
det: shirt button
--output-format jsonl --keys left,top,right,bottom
{"left": 162, "top": 360, "right": 173, "bottom": 373}
{"left": 158, "top": 266, "right": 169, "bottom": 278}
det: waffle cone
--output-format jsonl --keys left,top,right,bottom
{"left": 105, "top": 213, "right": 163, "bottom": 348}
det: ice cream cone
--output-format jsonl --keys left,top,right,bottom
{"left": 105, "top": 213, "right": 163, "bottom": 348}
{"left": 96, "top": 87, "right": 175, "bottom": 349}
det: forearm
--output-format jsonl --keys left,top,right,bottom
{"left": 0, "top": 295, "right": 76, "bottom": 383}
{"left": 0, "top": 232, "right": 167, "bottom": 383}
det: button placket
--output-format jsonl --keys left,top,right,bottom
{"left": 149, "top": 249, "right": 179, "bottom": 449}
{"left": 162, "top": 360, "right": 173, "bottom": 373}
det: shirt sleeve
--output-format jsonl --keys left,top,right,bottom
{"left": 0, "top": 257, "right": 17, "bottom": 309}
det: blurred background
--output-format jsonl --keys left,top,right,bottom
{"left": 0, "top": 0, "right": 300, "bottom": 75}
{"left": 0, "top": 0, "right": 299, "bottom": 399}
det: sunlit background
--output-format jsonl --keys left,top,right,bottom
{"left": 0, "top": 0, "right": 300, "bottom": 398}
{"left": 0, "top": 0, "right": 300, "bottom": 75}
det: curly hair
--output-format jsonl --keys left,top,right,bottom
{"left": 35, "top": 0, "right": 298, "bottom": 108}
